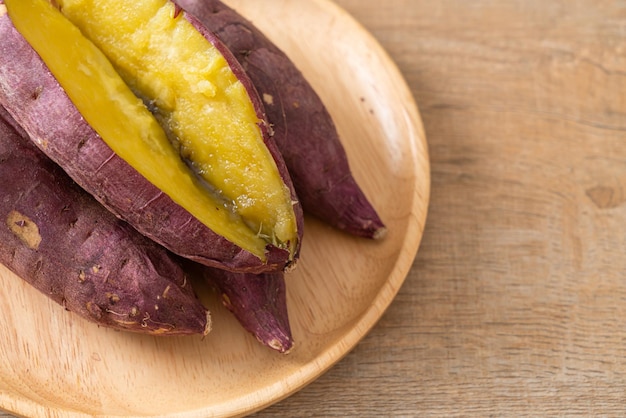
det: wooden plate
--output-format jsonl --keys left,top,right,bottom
{"left": 0, "top": 0, "right": 430, "bottom": 416}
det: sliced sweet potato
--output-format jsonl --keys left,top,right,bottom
{"left": 0, "top": 0, "right": 302, "bottom": 273}
{"left": 178, "top": 0, "right": 386, "bottom": 239}
{"left": 0, "top": 106, "right": 210, "bottom": 336}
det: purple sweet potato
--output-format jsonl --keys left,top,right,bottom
{"left": 0, "top": 0, "right": 302, "bottom": 274}
{"left": 178, "top": 0, "right": 386, "bottom": 239}
{"left": 0, "top": 106, "right": 210, "bottom": 336}
{"left": 201, "top": 267, "right": 293, "bottom": 353}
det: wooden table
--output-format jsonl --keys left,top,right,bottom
{"left": 4, "top": 0, "right": 626, "bottom": 416}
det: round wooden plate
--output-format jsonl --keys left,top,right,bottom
{"left": 0, "top": 0, "right": 430, "bottom": 416}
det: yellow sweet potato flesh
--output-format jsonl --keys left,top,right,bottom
{"left": 57, "top": 0, "right": 297, "bottom": 249}
{"left": 5, "top": 0, "right": 298, "bottom": 260}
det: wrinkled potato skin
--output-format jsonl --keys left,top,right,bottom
{"left": 202, "top": 266, "right": 293, "bottom": 353}
{"left": 0, "top": 106, "right": 210, "bottom": 336}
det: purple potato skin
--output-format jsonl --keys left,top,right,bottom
{"left": 0, "top": 106, "right": 210, "bottom": 336}
{"left": 177, "top": 0, "right": 386, "bottom": 239}
{"left": 0, "top": 1, "right": 302, "bottom": 273}
{"left": 203, "top": 267, "right": 293, "bottom": 353}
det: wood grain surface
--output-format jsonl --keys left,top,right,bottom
{"left": 3, "top": 0, "right": 626, "bottom": 416}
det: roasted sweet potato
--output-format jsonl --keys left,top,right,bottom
{"left": 0, "top": 106, "right": 210, "bottom": 336}
{"left": 178, "top": 0, "right": 386, "bottom": 239}
{"left": 0, "top": 0, "right": 303, "bottom": 274}
{"left": 202, "top": 267, "right": 293, "bottom": 353}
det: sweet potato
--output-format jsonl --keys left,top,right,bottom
{"left": 178, "top": 0, "right": 386, "bottom": 239}
{"left": 0, "top": 0, "right": 303, "bottom": 274}
{"left": 0, "top": 106, "right": 210, "bottom": 336}
{"left": 202, "top": 267, "right": 293, "bottom": 353}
